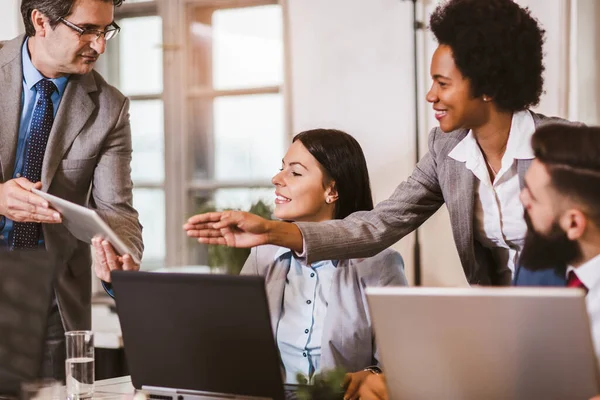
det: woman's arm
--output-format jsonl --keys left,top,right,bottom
{"left": 184, "top": 212, "right": 304, "bottom": 253}
{"left": 296, "top": 128, "right": 445, "bottom": 264}
{"left": 185, "top": 128, "right": 446, "bottom": 263}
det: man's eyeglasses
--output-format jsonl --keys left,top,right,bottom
{"left": 59, "top": 17, "right": 121, "bottom": 41}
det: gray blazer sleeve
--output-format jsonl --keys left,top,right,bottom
{"left": 90, "top": 97, "right": 143, "bottom": 261}
{"left": 296, "top": 128, "right": 445, "bottom": 264}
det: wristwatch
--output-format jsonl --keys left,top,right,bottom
{"left": 363, "top": 366, "right": 382, "bottom": 375}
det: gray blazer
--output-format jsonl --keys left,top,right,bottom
{"left": 241, "top": 245, "right": 407, "bottom": 373}
{"left": 0, "top": 35, "right": 143, "bottom": 331}
{"left": 296, "top": 112, "right": 580, "bottom": 286}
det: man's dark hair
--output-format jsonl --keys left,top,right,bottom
{"left": 21, "top": 0, "right": 124, "bottom": 37}
{"left": 429, "top": 0, "right": 545, "bottom": 112}
{"left": 532, "top": 124, "right": 600, "bottom": 226}
{"left": 293, "top": 129, "right": 374, "bottom": 220}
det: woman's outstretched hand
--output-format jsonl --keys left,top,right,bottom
{"left": 183, "top": 211, "right": 305, "bottom": 252}
{"left": 183, "top": 211, "right": 272, "bottom": 248}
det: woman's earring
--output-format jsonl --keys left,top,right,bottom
{"left": 483, "top": 96, "right": 490, "bottom": 102}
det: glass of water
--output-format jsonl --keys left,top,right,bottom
{"left": 65, "top": 330, "right": 94, "bottom": 399}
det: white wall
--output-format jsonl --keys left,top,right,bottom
{"left": 416, "top": 0, "right": 466, "bottom": 287}
{"left": 286, "top": 0, "right": 418, "bottom": 283}
{"left": 570, "top": 0, "right": 600, "bottom": 125}
{"left": 0, "top": 0, "right": 24, "bottom": 40}
{"left": 517, "top": 0, "right": 571, "bottom": 118}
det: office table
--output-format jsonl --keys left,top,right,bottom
{"left": 93, "top": 301, "right": 128, "bottom": 379}
{"left": 90, "top": 376, "right": 135, "bottom": 399}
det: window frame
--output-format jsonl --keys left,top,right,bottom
{"left": 107, "top": 1, "right": 166, "bottom": 269}
{"left": 174, "top": 0, "right": 292, "bottom": 266}
{"left": 109, "top": 0, "right": 292, "bottom": 267}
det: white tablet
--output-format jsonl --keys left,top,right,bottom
{"left": 32, "top": 188, "right": 141, "bottom": 265}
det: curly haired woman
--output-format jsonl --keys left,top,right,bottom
{"left": 186, "top": 0, "right": 578, "bottom": 287}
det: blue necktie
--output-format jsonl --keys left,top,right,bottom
{"left": 11, "top": 79, "right": 57, "bottom": 249}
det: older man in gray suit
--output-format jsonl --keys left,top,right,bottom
{"left": 0, "top": 0, "right": 143, "bottom": 379}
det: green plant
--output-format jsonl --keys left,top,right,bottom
{"left": 295, "top": 368, "right": 347, "bottom": 400}
{"left": 198, "top": 199, "right": 273, "bottom": 275}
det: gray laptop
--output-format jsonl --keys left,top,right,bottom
{"left": 0, "top": 249, "right": 59, "bottom": 396}
{"left": 111, "top": 271, "right": 291, "bottom": 400}
{"left": 366, "top": 287, "right": 600, "bottom": 400}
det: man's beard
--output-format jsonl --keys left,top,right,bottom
{"left": 519, "top": 212, "right": 582, "bottom": 273}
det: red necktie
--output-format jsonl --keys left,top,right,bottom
{"left": 567, "top": 270, "right": 588, "bottom": 294}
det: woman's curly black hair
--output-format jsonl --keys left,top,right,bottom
{"left": 430, "top": 0, "right": 546, "bottom": 112}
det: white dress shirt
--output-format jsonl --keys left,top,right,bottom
{"left": 275, "top": 249, "right": 337, "bottom": 383}
{"left": 448, "top": 110, "right": 535, "bottom": 275}
{"left": 566, "top": 255, "right": 600, "bottom": 365}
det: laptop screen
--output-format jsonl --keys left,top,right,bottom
{"left": 112, "top": 271, "right": 286, "bottom": 400}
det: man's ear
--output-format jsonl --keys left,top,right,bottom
{"left": 30, "top": 9, "right": 49, "bottom": 37}
{"left": 561, "top": 208, "right": 587, "bottom": 241}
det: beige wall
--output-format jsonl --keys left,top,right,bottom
{"left": 0, "top": 0, "right": 23, "bottom": 40}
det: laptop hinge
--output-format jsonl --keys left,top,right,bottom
{"left": 142, "top": 386, "right": 273, "bottom": 400}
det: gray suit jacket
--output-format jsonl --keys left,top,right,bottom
{"left": 241, "top": 245, "right": 407, "bottom": 374}
{"left": 296, "top": 112, "right": 579, "bottom": 286}
{"left": 0, "top": 35, "right": 143, "bottom": 331}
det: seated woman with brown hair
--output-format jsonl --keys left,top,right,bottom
{"left": 187, "top": 129, "right": 407, "bottom": 398}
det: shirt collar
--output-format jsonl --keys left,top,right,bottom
{"left": 504, "top": 110, "right": 536, "bottom": 160}
{"left": 22, "top": 38, "right": 70, "bottom": 95}
{"left": 447, "top": 129, "right": 477, "bottom": 164}
{"left": 274, "top": 247, "right": 292, "bottom": 260}
{"left": 566, "top": 253, "right": 600, "bottom": 291}
{"left": 273, "top": 247, "right": 338, "bottom": 268}
{"left": 448, "top": 109, "right": 535, "bottom": 163}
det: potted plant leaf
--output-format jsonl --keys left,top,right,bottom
{"left": 198, "top": 199, "right": 273, "bottom": 275}
{"left": 295, "top": 368, "right": 347, "bottom": 400}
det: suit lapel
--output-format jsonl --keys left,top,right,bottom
{"left": 265, "top": 254, "right": 291, "bottom": 335}
{"left": 450, "top": 159, "right": 476, "bottom": 271}
{"left": 42, "top": 73, "right": 96, "bottom": 191}
{"left": 517, "top": 159, "right": 532, "bottom": 190}
{"left": 0, "top": 36, "right": 26, "bottom": 182}
{"left": 444, "top": 131, "right": 477, "bottom": 275}
{"left": 515, "top": 110, "right": 540, "bottom": 190}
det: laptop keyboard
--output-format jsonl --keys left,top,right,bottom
{"left": 148, "top": 395, "right": 173, "bottom": 400}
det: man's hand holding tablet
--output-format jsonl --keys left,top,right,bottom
{"left": 30, "top": 188, "right": 141, "bottom": 282}
{"left": 92, "top": 236, "right": 139, "bottom": 282}
{"left": 0, "top": 178, "right": 61, "bottom": 223}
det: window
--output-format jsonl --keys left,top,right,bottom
{"left": 97, "top": 0, "right": 288, "bottom": 269}
{"left": 98, "top": 1, "right": 165, "bottom": 270}
{"left": 183, "top": 1, "right": 287, "bottom": 266}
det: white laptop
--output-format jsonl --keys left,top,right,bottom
{"left": 366, "top": 287, "right": 600, "bottom": 400}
